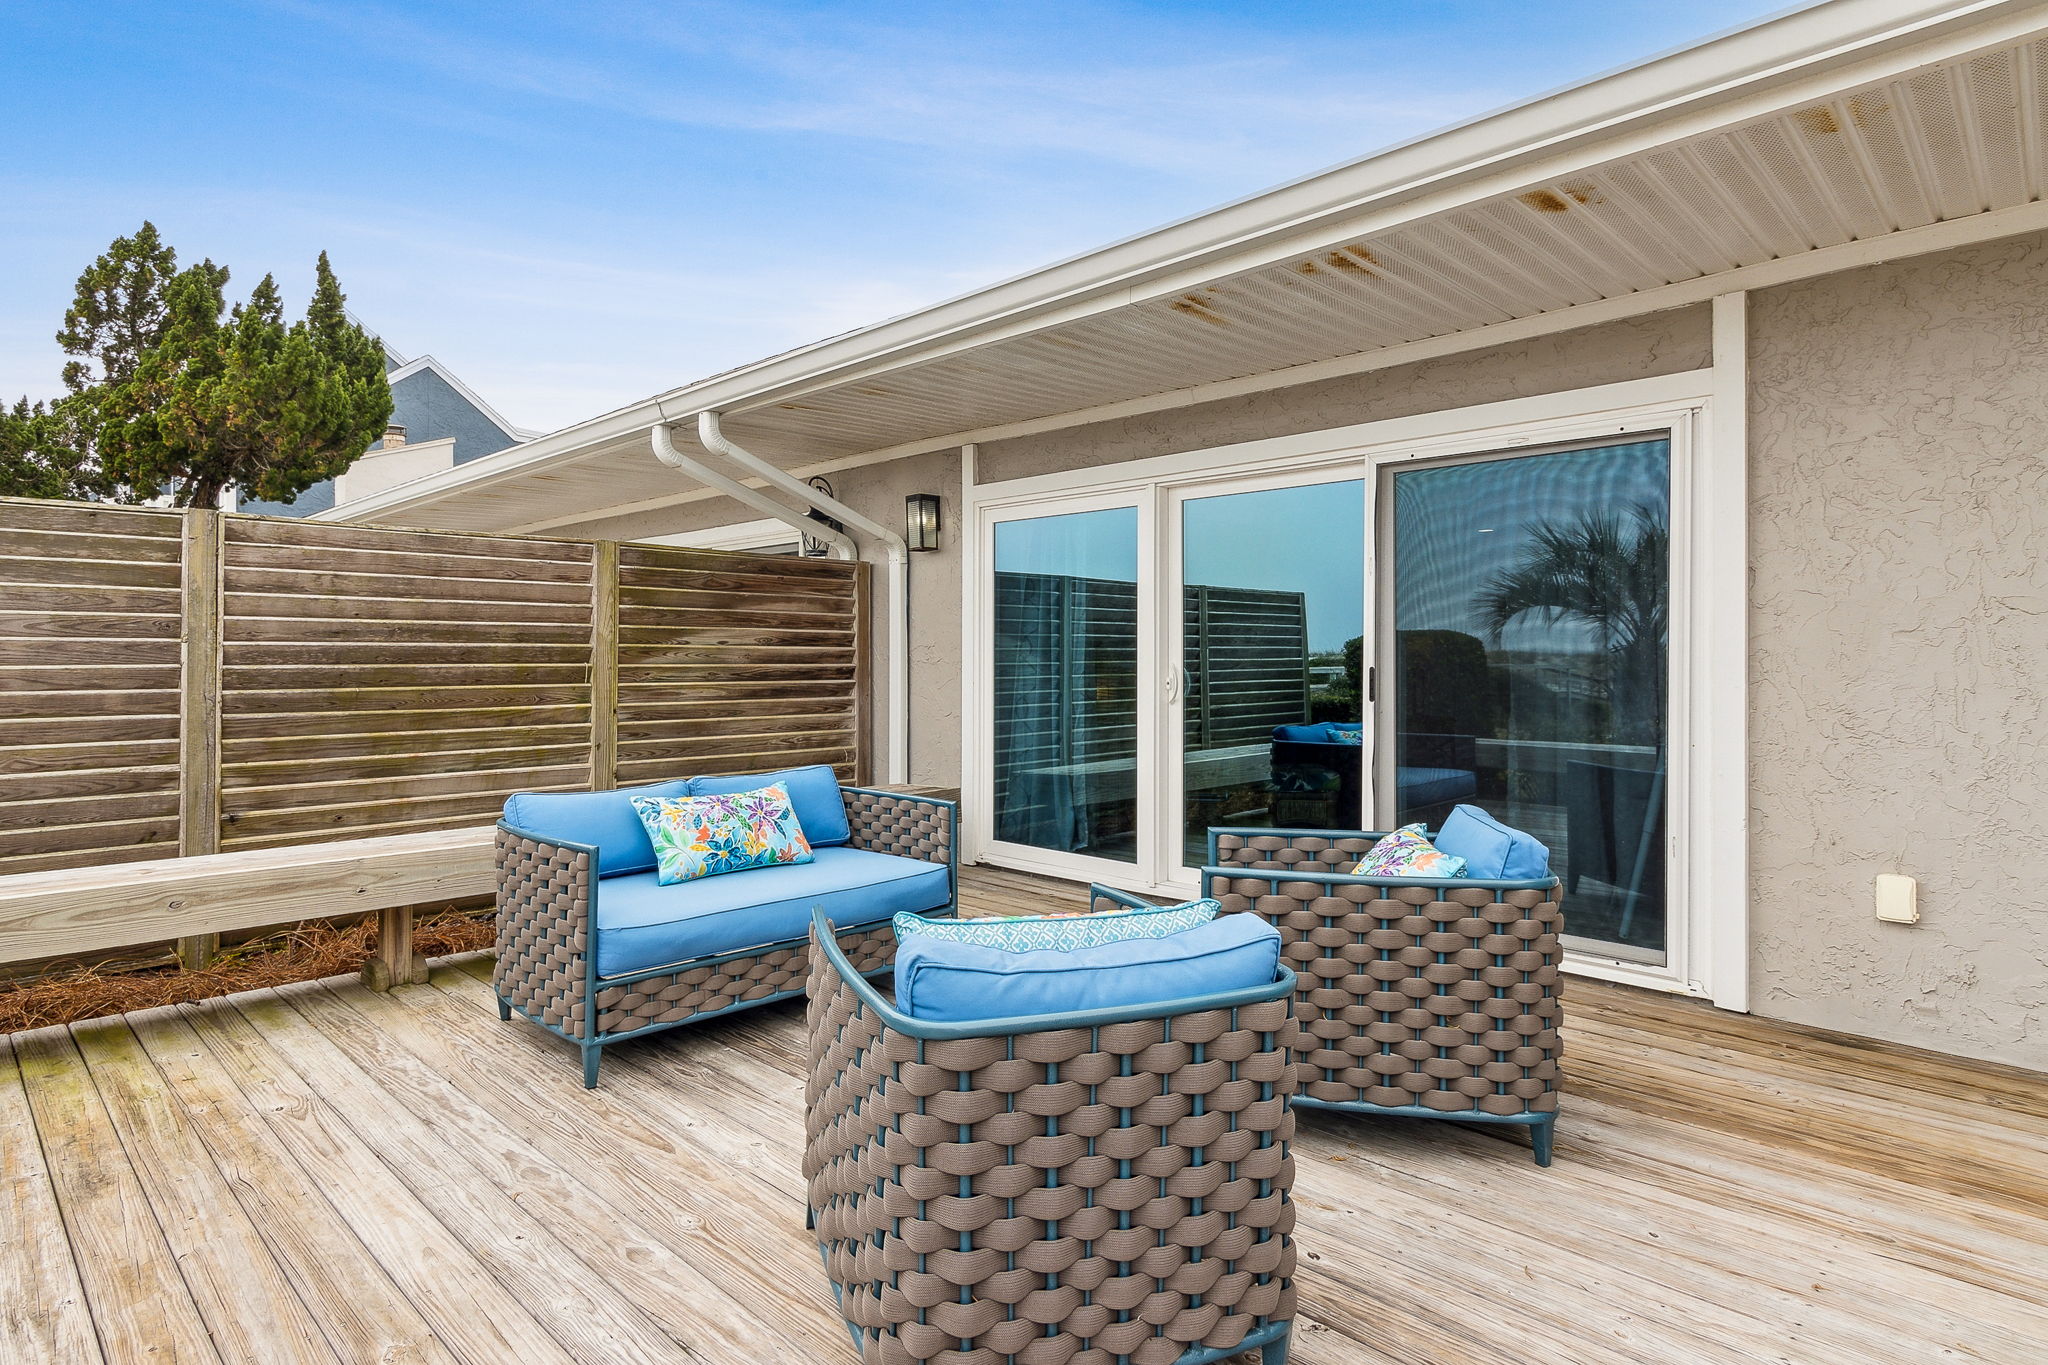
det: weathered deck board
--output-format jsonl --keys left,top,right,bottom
{"left": 1, "top": 864, "right": 2045, "bottom": 1364}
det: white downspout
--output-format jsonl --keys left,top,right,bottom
{"left": 694, "top": 410, "right": 910, "bottom": 786}
{"left": 649, "top": 423, "right": 858, "bottom": 560}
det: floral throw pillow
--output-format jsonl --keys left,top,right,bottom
{"left": 894, "top": 898, "right": 1220, "bottom": 952}
{"left": 629, "top": 782, "right": 814, "bottom": 886}
{"left": 1351, "top": 823, "right": 1468, "bottom": 879}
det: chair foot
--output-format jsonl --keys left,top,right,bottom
{"left": 581, "top": 1044, "right": 602, "bottom": 1089}
{"left": 1532, "top": 1117, "right": 1556, "bottom": 1167}
{"left": 1263, "top": 1327, "right": 1292, "bottom": 1364}
{"left": 496, "top": 996, "right": 512, "bottom": 1021}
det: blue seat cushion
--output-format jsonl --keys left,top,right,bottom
{"left": 894, "top": 914, "right": 1282, "bottom": 1024}
{"left": 1396, "top": 765, "right": 1479, "bottom": 810}
{"left": 593, "top": 845, "right": 948, "bottom": 978}
{"left": 1434, "top": 803, "right": 1551, "bottom": 880}
{"left": 690, "top": 764, "right": 850, "bottom": 847}
{"left": 504, "top": 780, "right": 693, "bottom": 878}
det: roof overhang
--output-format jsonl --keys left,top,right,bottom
{"left": 327, "top": 0, "right": 2048, "bottom": 534}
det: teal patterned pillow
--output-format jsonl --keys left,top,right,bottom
{"left": 894, "top": 898, "right": 1220, "bottom": 952}
{"left": 629, "top": 782, "right": 814, "bottom": 886}
{"left": 1351, "top": 823, "right": 1468, "bottom": 878}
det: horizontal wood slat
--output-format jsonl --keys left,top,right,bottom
{"left": 0, "top": 497, "right": 865, "bottom": 896}
{"left": 0, "top": 500, "right": 188, "bottom": 874}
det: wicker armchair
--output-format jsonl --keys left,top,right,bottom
{"left": 803, "top": 893, "right": 1300, "bottom": 1365}
{"left": 495, "top": 786, "right": 956, "bottom": 1087}
{"left": 1204, "top": 828, "right": 1563, "bottom": 1166}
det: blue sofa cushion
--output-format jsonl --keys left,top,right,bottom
{"left": 690, "top": 764, "right": 850, "bottom": 847}
{"left": 1396, "top": 765, "right": 1479, "bottom": 810}
{"left": 894, "top": 914, "right": 1282, "bottom": 1024}
{"left": 503, "top": 780, "right": 693, "bottom": 878}
{"left": 1434, "top": 803, "right": 1551, "bottom": 880}
{"left": 593, "top": 845, "right": 948, "bottom": 979}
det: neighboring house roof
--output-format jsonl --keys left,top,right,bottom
{"left": 240, "top": 343, "right": 534, "bottom": 516}
{"left": 329, "top": 0, "right": 2048, "bottom": 533}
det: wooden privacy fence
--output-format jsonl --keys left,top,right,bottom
{"left": 0, "top": 496, "right": 868, "bottom": 965}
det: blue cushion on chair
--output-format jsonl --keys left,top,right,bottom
{"left": 894, "top": 914, "right": 1282, "bottom": 1024}
{"left": 503, "top": 780, "right": 693, "bottom": 878}
{"left": 1434, "top": 804, "right": 1551, "bottom": 879}
{"left": 690, "top": 764, "right": 850, "bottom": 847}
{"left": 592, "top": 845, "right": 948, "bottom": 978}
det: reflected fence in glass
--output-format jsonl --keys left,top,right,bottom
{"left": 1180, "top": 480, "right": 1366, "bottom": 867}
{"left": 990, "top": 507, "right": 1141, "bottom": 862}
{"left": 1387, "top": 440, "right": 1671, "bottom": 962}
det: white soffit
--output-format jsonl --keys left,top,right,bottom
{"left": 332, "top": 2, "right": 2048, "bottom": 534}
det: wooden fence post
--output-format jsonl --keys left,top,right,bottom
{"left": 590, "top": 541, "right": 620, "bottom": 791}
{"left": 175, "top": 509, "right": 223, "bottom": 970}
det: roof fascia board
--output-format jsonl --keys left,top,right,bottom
{"left": 337, "top": 1, "right": 2043, "bottom": 524}
{"left": 500, "top": 190, "right": 2048, "bottom": 536}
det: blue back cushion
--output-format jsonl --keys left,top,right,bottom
{"left": 1272, "top": 723, "right": 1327, "bottom": 743}
{"left": 895, "top": 914, "right": 1281, "bottom": 1024}
{"left": 689, "top": 764, "right": 850, "bottom": 847}
{"left": 1433, "top": 804, "right": 1551, "bottom": 880}
{"left": 503, "top": 779, "right": 693, "bottom": 878}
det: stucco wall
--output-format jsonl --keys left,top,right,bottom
{"left": 1747, "top": 231, "right": 2048, "bottom": 1070}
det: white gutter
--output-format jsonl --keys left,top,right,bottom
{"left": 648, "top": 423, "right": 857, "bottom": 560}
{"left": 693, "top": 411, "right": 910, "bottom": 785}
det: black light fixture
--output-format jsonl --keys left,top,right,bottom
{"left": 905, "top": 492, "right": 942, "bottom": 552}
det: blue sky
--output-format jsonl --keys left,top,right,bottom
{"left": 2, "top": 1, "right": 1790, "bottom": 434}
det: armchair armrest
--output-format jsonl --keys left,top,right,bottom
{"left": 493, "top": 820, "right": 596, "bottom": 1037}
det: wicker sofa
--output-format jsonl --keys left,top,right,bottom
{"left": 495, "top": 776, "right": 956, "bottom": 1086}
{"left": 804, "top": 894, "right": 1300, "bottom": 1365}
{"left": 1203, "top": 827, "right": 1564, "bottom": 1165}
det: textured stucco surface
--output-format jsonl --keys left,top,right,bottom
{"left": 1748, "top": 231, "right": 2048, "bottom": 1071}
{"left": 977, "top": 307, "right": 1710, "bottom": 481}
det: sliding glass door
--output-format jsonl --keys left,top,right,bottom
{"left": 988, "top": 503, "right": 1144, "bottom": 869}
{"left": 1378, "top": 438, "right": 1672, "bottom": 963}
{"left": 976, "top": 429, "right": 1679, "bottom": 964}
{"left": 1172, "top": 477, "right": 1366, "bottom": 873}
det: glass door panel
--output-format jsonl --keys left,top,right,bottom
{"left": 990, "top": 507, "right": 1141, "bottom": 863}
{"left": 1177, "top": 479, "right": 1366, "bottom": 869}
{"left": 1382, "top": 439, "right": 1671, "bottom": 963}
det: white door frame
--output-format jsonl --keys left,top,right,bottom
{"left": 969, "top": 486, "right": 1162, "bottom": 892}
{"left": 1161, "top": 466, "right": 1371, "bottom": 882}
{"left": 963, "top": 364, "right": 1747, "bottom": 1009}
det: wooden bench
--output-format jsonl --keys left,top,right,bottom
{"left": 0, "top": 826, "right": 496, "bottom": 990}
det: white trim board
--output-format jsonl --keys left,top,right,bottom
{"left": 961, "top": 369, "right": 1746, "bottom": 1006}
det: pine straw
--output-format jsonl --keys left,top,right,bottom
{"left": 0, "top": 907, "right": 497, "bottom": 1034}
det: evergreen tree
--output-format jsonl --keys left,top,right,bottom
{"left": 6, "top": 225, "right": 391, "bottom": 507}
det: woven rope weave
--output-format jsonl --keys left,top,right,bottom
{"left": 845, "top": 791, "right": 954, "bottom": 863}
{"left": 805, "top": 923, "right": 1298, "bottom": 1365}
{"left": 495, "top": 789, "right": 952, "bottom": 1066}
{"left": 1209, "top": 831, "right": 1562, "bottom": 1117}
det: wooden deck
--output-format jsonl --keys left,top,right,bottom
{"left": 5, "top": 865, "right": 2045, "bottom": 1364}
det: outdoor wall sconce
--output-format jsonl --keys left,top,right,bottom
{"left": 905, "top": 492, "right": 943, "bottom": 552}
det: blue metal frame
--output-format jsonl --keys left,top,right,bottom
{"left": 495, "top": 788, "right": 961, "bottom": 1087}
{"left": 809, "top": 898, "right": 1296, "bottom": 1365}
{"left": 1202, "top": 826, "right": 1561, "bottom": 1167}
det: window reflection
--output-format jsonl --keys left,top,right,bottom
{"left": 1391, "top": 441, "right": 1670, "bottom": 962}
